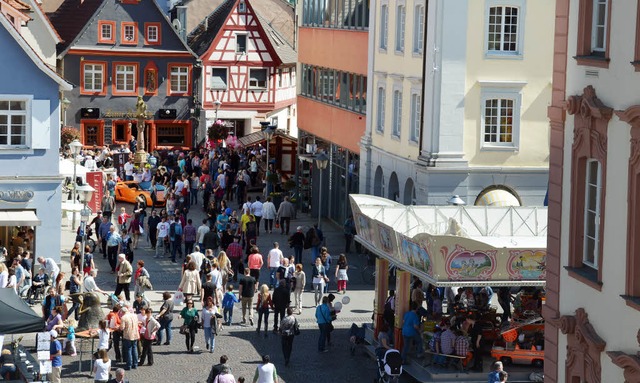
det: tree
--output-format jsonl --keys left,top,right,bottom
{"left": 61, "top": 126, "right": 81, "bottom": 148}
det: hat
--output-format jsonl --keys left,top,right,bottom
{"left": 49, "top": 330, "right": 58, "bottom": 338}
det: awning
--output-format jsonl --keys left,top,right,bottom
{"left": 0, "top": 211, "right": 41, "bottom": 226}
{"left": 475, "top": 189, "right": 521, "bottom": 207}
{"left": 237, "top": 130, "right": 298, "bottom": 148}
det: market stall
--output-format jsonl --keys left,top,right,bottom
{"left": 349, "top": 195, "right": 547, "bottom": 374}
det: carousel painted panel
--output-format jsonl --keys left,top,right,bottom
{"left": 373, "top": 221, "right": 396, "bottom": 258}
{"left": 441, "top": 244, "right": 498, "bottom": 281}
{"left": 506, "top": 249, "right": 546, "bottom": 280}
{"left": 399, "top": 236, "right": 433, "bottom": 277}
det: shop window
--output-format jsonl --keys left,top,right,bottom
{"left": 157, "top": 125, "right": 185, "bottom": 146}
{"left": 249, "top": 68, "right": 268, "bottom": 89}
{"left": 98, "top": 21, "right": 116, "bottom": 44}
{"left": 112, "top": 122, "right": 134, "bottom": 143}
{"left": 144, "top": 22, "right": 161, "bottom": 45}
{"left": 575, "top": 0, "right": 611, "bottom": 68}
{"left": 121, "top": 22, "right": 138, "bottom": 45}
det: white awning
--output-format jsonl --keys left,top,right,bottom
{"left": 0, "top": 211, "right": 41, "bottom": 226}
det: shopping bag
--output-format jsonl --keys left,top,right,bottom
{"left": 174, "top": 291, "right": 185, "bottom": 306}
{"left": 139, "top": 224, "right": 144, "bottom": 234}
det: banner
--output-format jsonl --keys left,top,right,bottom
{"left": 86, "top": 171, "right": 103, "bottom": 213}
{"left": 112, "top": 152, "right": 128, "bottom": 181}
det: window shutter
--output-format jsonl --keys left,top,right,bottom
{"left": 31, "top": 99, "right": 51, "bottom": 149}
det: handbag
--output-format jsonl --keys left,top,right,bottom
{"left": 275, "top": 222, "right": 280, "bottom": 229}
{"left": 179, "top": 325, "right": 189, "bottom": 335}
{"left": 293, "top": 319, "right": 300, "bottom": 336}
{"left": 174, "top": 291, "right": 185, "bottom": 306}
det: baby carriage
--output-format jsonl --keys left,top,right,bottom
{"left": 349, "top": 323, "right": 366, "bottom": 356}
{"left": 376, "top": 349, "right": 403, "bottom": 383}
{"left": 107, "top": 293, "right": 120, "bottom": 310}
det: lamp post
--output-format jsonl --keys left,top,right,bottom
{"left": 213, "top": 99, "right": 222, "bottom": 121}
{"left": 62, "top": 98, "right": 71, "bottom": 126}
{"left": 76, "top": 184, "right": 95, "bottom": 275}
{"left": 69, "top": 139, "right": 83, "bottom": 231}
{"left": 448, "top": 195, "right": 466, "bottom": 206}
{"left": 264, "top": 126, "right": 276, "bottom": 197}
{"left": 314, "top": 151, "right": 329, "bottom": 229}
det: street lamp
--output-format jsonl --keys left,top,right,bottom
{"left": 213, "top": 99, "right": 222, "bottom": 121}
{"left": 314, "top": 151, "right": 329, "bottom": 228}
{"left": 76, "top": 184, "right": 94, "bottom": 275}
{"left": 69, "top": 139, "right": 83, "bottom": 232}
{"left": 62, "top": 98, "right": 71, "bottom": 126}
{"left": 448, "top": 195, "right": 466, "bottom": 206}
{"left": 264, "top": 126, "right": 276, "bottom": 197}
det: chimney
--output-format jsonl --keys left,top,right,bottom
{"left": 176, "top": 5, "right": 187, "bottom": 41}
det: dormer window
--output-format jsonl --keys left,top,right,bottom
{"left": 238, "top": 0, "right": 246, "bottom": 12}
{"left": 144, "top": 22, "right": 161, "bottom": 45}
{"left": 98, "top": 21, "right": 116, "bottom": 44}
{"left": 121, "top": 22, "right": 138, "bottom": 45}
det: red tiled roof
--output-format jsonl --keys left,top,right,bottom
{"left": 47, "top": 0, "right": 103, "bottom": 51}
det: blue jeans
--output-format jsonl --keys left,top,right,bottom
{"left": 318, "top": 323, "right": 330, "bottom": 351}
{"left": 157, "top": 318, "right": 172, "bottom": 344}
{"left": 401, "top": 333, "right": 424, "bottom": 361}
{"left": 269, "top": 267, "right": 278, "bottom": 287}
{"left": 171, "top": 239, "right": 182, "bottom": 261}
{"left": 204, "top": 327, "right": 216, "bottom": 352}
{"left": 223, "top": 307, "right": 233, "bottom": 325}
{"left": 123, "top": 338, "right": 138, "bottom": 369}
{"left": 190, "top": 189, "right": 198, "bottom": 205}
{"left": 312, "top": 246, "right": 320, "bottom": 261}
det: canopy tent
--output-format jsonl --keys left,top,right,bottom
{"left": 349, "top": 194, "right": 548, "bottom": 287}
{"left": 59, "top": 158, "right": 88, "bottom": 180}
{"left": 0, "top": 288, "right": 44, "bottom": 334}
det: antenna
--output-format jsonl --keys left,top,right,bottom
{"left": 172, "top": 18, "right": 182, "bottom": 32}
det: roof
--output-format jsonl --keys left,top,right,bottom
{"left": 4, "top": 0, "right": 31, "bottom": 12}
{"left": 254, "top": 11, "right": 296, "bottom": 64}
{"left": 0, "top": 287, "right": 45, "bottom": 334}
{"left": 237, "top": 129, "right": 296, "bottom": 148}
{"left": 47, "top": 0, "right": 103, "bottom": 50}
{"left": 27, "top": 0, "right": 63, "bottom": 43}
{"left": 187, "top": 0, "right": 235, "bottom": 57}
{"left": 0, "top": 12, "right": 72, "bottom": 89}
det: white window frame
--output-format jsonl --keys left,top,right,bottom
{"left": 170, "top": 66, "right": 189, "bottom": 94}
{"left": 249, "top": 68, "right": 268, "bottom": 89}
{"left": 413, "top": 3, "right": 425, "bottom": 54}
{"left": 591, "top": 0, "right": 608, "bottom": 53}
{"left": 583, "top": 159, "right": 601, "bottom": 269}
{"left": 395, "top": 5, "right": 405, "bottom": 53}
{"left": 236, "top": 34, "right": 248, "bottom": 54}
{"left": 146, "top": 25, "right": 159, "bottom": 43}
{"left": 480, "top": 83, "right": 523, "bottom": 150}
{"left": 210, "top": 67, "right": 228, "bottom": 90}
{"left": 0, "top": 95, "right": 31, "bottom": 149}
{"left": 485, "top": 0, "right": 525, "bottom": 58}
{"left": 115, "top": 64, "right": 136, "bottom": 93}
{"left": 376, "top": 85, "right": 386, "bottom": 133}
{"left": 410, "top": 92, "right": 421, "bottom": 142}
{"left": 380, "top": 4, "right": 389, "bottom": 50}
{"left": 123, "top": 24, "right": 135, "bottom": 42}
{"left": 392, "top": 89, "right": 402, "bottom": 138}
{"left": 83, "top": 63, "right": 104, "bottom": 92}
{"left": 238, "top": 0, "right": 246, "bottom": 12}
{"left": 100, "top": 23, "right": 113, "bottom": 41}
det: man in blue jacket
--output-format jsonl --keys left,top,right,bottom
{"left": 315, "top": 296, "right": 332, "bottom": 352}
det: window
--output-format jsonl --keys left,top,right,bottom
{"left": 392, "top": 90, "right": 402, "bottom": 137}
{"left": 238, "top": 0, "right": 246, "bottom": 12}
{"left": 81, "top": 62, "right": 106, "bottom": 95}
{"left": 395, "top": 6, "right": 405, "bottom": 52}
{"left": 144, "top": 23, "right": 161, "bottom": 45}
{"left": 0, "top": 99, "right": 27, "bottom": 147}
{"left": 487, "top": 6, "right": 519, "bottom": 53}
{"left": 583, "top": 159, "right": 601, "bottom": 269}
{"left": 249, "top": 68, "right": 268, "bottom": 89}
{"left": 575, "top": 0, "right": 611, "bottom": 67}
{"left": 169, "top": 65, "right": 190, "bottom": 95}
{"left": 121, "top": 22, "right": 138, "bottom": 45}
{"left": 157, "top": 125, "right": 185, "bottom": 146}
{"left": 113, "top": 63, "right": 137, "bottom": 95}
{"left": 376, "top": 86, "right": 385, "bottom": 133}
{"left": 81, "top": 122, "right": 103, "bottom": 147}
{"left": 236, "top": 34, "right": 247, "bottom": 54}
{"left": 480, "top": 85, "right": 522, "bottom": 149}
{"left": 410, "top": 93, "right": 421, "bottom": 142}
{"left": 380, "top": 5, "right": 388, "bottom": 49}
{"left": 302, "top": 0, "right": 370, "bottom": 29}
{"left": 210, "top": 68, "right": 228, "bottom": 90}
{"left": 413, "top": 5, "right": 425, "bottom": 54}
{"left": 300, "top": 63, "right": 367, "bottom": 115}
{"left": 98, "top": 21, "right": 115, "bottom": 44}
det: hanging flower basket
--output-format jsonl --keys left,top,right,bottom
{"left": 207, "top": 120, "right": 228, "bottom": 141}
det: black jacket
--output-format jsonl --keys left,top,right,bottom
{"left": 272, "top": 285, "right": 290, "bottom": 309}
{"left": 203, "top": 230, "right": 219, "bottom": 251}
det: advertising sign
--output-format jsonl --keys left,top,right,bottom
{"left": 85, "top": 171, "right": 104, "bottom": 212}
{"left": 112, "top": 152, "right": 128, "bottom": 181}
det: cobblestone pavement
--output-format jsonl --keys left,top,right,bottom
{"left": 54, "top": 194, "right": 383, "bottom": 383}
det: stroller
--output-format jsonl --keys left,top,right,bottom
{"left": 376, "top": 349, "right": 403, "bottom": 383}
{"left": 349, "top": 323, "right": 366, "bottom": 356}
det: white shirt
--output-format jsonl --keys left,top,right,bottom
{"left": 175, "top": 180, "right": 184, "bottom": 194}
{"left": 93, "top": 358, "right": 111, "bottom": 380}
{"left": 43, "top": 258, "right": 59, "bottom": 277}
{"left": 209, "top": 269, "right": 222, "bottom": 289}
{"left": 242, "top": 202, "right": 252, "bottom": 213}
{"left": 251, "top": 201, "right": 264, "bottom": 217}
{"left": 268, "top": 248, "right": 283, "bottom": 268}
{"left": 157, "top": 221, "right": 170, "bottom": 238}
{"left": 189, "top": 251, "right": 204, "bottom": 271}
{"left": 0, "top": 270, "right": 7, "bottom": 288}
{"left": 83, "top": 276, "right": 98, "bottom": 293}
{"left": 197, "top": 224, "right": 210, "bottom": 243}
{"left": 262, "top": 201, "right": 277, "bottom": 220}
{"left": 255, "top": 363, "right": 277, "bottom": 383}
{"left": 124, "top": 162, "right": 134, "bottom": 176}
{"left": 84, "top": 157, "right": 97, "bottom": 171}
{"left": 97, "top": 328, "right": 109, "bottom": 350}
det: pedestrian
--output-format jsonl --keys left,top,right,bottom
{"left": 101, "top": 194, "right": 115, "bottom": 221}
{"left": 98, "top": 217, "right": 112, "bottom": 258}
{"left": 106, "top": 306, "right": 122, "bottom": 362}
{"left": 155, "top": 292, "right": 174, "bottom": 346}
{"left": 106, "top": 368, "right": 128, "bottom": 383}
{"left": 343, "top": 215, "right": 356, "bottom": 254}
{"left": 252, "top": 354, "right": 279, "bottom": 383}
{"left": 201, "top": 296, "right": 218, "bottom": 353}
{"left": 197, "top": 219, "right": 210, "bottom": 250}
{"left": 287, "top": 227, "right": 305, "bottom": 265}
{"left": 335, "top": 254, "right": 349, "bottom": 294}
{"left": 203, "top": 225, "right": 220, "bottom": 254}
{"left": 170, "top": 216, "right": 184, "bottom": 263}
{"left": 118, "top": 207, "right": 132, "bottom": 232}
{"left": 218, "top": 250, "right": 234, "bottom": 287}
{"left": 134, "top": 260, "right": 152, "bottom": 301}
{"left": 498, "top": 371, "right": 508, "bottom": 382}
{"left": 239, "top": 265, "right": 257, "bottom": 326}
{"left": 401, "top": 302, "right": 424, "bottom": 363}
{"left": 37, "top": 256, "right": 60, "bottom": 288}
{"left": 320, "top": 247, "right": 332, "bottom": 293}
{"left": 206, "top": 355, "right": 232, "bottom": 383}
{"left": 247, "top": 246, "right": 263, "bottom": 284}
{"left": 208, "top": 258, "right": 223, "bottom": 306}
{"left": 292, "top": 264, "right": 305, "bottom": 314}
{"left": 120, "top": 305, "right": 140, "bottom": 370}
{"left": 272, "top": 279, "right": 290, "bottom": 332}
{"left": 227, "top": 235, "right": 244, "bottom": 280}
{"left": 184, "top": 219, "right": 197, "bottom": 255}
{"left": 129, "top": 213, "right": 142, "bottom": 250}
{"left": 305, "top": 224, "right": 323, "bottom": 262}
{"left": 267, "top": 242, "right": 283, "bottom": 288}
{"left": 255, "top": 284, "right": 273, "bottom": 338}
{"left": 262, "top": 197, "right": 277, "bottom": 233}
{"left": 115, "top": 254, "right": 132, "bottom": 301}
{"left": 251, "top": 196, "right": 263, "bottom": 235}
{"left": 147, "top": 210, "right": 161, "bottom": 251}
{"left": 67, "top": 267, "right": 82, "bottom": 320}
{"left": 279, "top": 307, "right": 298, "bottom": 366}
{"left": 105, "top": 226, "right": 122, "bottom": 273}
{"left": 315, "top": 296, "right": 332, "bottom": 353}
{"left": 49, "top": 330, "right": 63, "bottom": 382}
{"left": 139, "top": 308, "right": 159, "bottom": 366}
{"left": 179, "top": 299, "right": 199, "bottom": 353}
{"left": 178, "top": 261, "right": 202, "bottom": 302}
{"left": 311, "top": 257, "right": 328, "bottom": 306}
{"left": 93, "top": 349, "right": 111, "bottom": 383}
{"left": 222, "top": 284, "right": 239, "bottom": 325}
{"left": 468, "top": 314, "right": 483, "bottom": 372}
{"left": 155, "top": 215, "right": 170, "bottom": 258}
{"left": 276, "top": 196, "right": 295, "bottom": 235}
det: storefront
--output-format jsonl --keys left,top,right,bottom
{"left": 349, "top": 195, "right": 547, "bottom": 375}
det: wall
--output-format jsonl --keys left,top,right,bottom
{"left": 298, "top": 28, "right": 368, "bottom": 75}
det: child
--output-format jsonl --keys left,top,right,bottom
{"left": 63, "top": 318, "right": 77, "bottom": 356}
{"left": 221, "top": 284, "right": 239, "bottom": 326}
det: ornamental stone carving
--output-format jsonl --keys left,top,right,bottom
{"left": 607, "top": 328, "right": 640, "bottom": 383}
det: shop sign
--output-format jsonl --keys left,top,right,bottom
{"left": 86, "top": 172, "right": 104, "bottom": 212}
{"left": 0, "top": 190, "right": 34, "bottom": 203}
{"left": 103, "top": 109, "right": 155, "bottom": 119}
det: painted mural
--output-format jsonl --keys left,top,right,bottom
{"left": 376, "top": 223, "right": 395, "bottom": 256}
{"left": 442, "top": 244, "right": 497, "bottom": 281}
{"left": 507, "top": 250, "right": 546, "bottom": 280}
{"left": 400, "top": 237, "right": 432, "bottom": 276}
{"left": 355, "top": 213, "right": 372, "bottom": 243}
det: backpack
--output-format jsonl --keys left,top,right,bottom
{"left": 174, "top": 223, "right": 183, "bottom": 236}
{"left": 169, "top": 222, "right": 176, "bottom": 237}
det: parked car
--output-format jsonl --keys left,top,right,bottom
{"left": 114, "top": 181, "right": 165, "bottom": 207}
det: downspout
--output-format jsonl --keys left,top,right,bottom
{"left": 418, "top": 0, "right": 429, "bottom": 158}
{"left": 360, "top": 0, "right": 377, "bottom": 194}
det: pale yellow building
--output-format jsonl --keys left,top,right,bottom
{"left": 361, "top": 0, "right": 553, "bottom": 206}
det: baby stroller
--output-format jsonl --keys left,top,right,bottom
{"left": 349, "top": 323, "right": 366, "bottom": 356}
{"left": 107, "top": 293, "right": 120, "bottom": 310}
{"left": 376, "top": 349, "right": 403, "bottom": 383}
